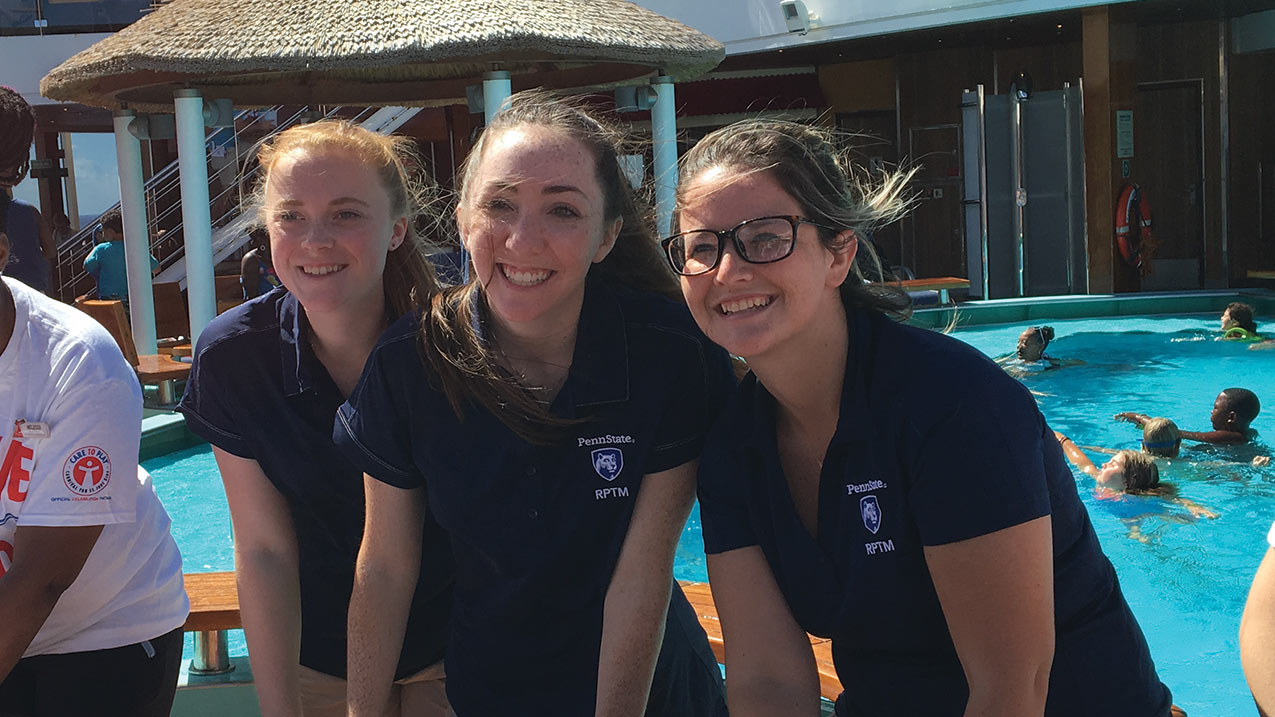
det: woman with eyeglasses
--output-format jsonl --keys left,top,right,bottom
{"left": 662, "top": 119, "right": 1174, "bottom": 716}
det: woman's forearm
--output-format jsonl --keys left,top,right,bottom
{"left": 964, "top": 669, "right": 1051, "bottom": 717}
{"left": 346, "top": 538, "right": 420, "bottom": 715}
{"left": 595, "top": 567, "right": 671, "bottom": 717}
{"left": 235, "top": 548, "right": 304, "bottom": 717}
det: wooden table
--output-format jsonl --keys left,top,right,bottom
{"left": 887, "top": 276, "right": 970, "bottom": 304}
{"left": 183, "top": 571, "right": 240, "bottom": 634}
{"left": 136, "top": 354, "right": 191, "bottom": 404}
{"left": 183, "top": 571, "right": 240, "bottom": 674}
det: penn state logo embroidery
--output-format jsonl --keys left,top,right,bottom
{"left": 591, "top": 448, "right": 624, "bottom": 482}
{"left": 860, "top": 495, "right": 882, "bottom": 535}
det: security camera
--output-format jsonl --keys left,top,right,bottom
{"left": 780, "top": 0, "right": 811, "bottom": 34}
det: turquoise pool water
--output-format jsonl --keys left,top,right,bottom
{"left": 144, "top": 312, "right": 1272, "bottom": 712}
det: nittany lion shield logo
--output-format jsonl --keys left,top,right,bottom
{"left": 860, "top": 495, "right": 882, "bottom": 535}
{"left": 591, "top": 448, "right": 624, "bottom": 482}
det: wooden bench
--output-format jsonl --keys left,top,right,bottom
{"left": 893, "top": 276, "right": 970, "bottom": 304}
{"left": 1247, "top": 269, "right": 1275, "bottom": 280}
{"left": 679, "top": 580, "right": 843, "bottom": 700}
{"left": 182, "top": 573, "right": 1190, "bottom": 714}
{"left": 178, "top": 574, "right": 840, "bottom": 694}
{"left": 77, "top": 299, "right": 192, "bottom": 404}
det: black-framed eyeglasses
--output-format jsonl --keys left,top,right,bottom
{"left": 660, "top": 215, "right": 836, "bottom": 276}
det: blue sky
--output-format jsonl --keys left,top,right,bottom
{"left": 11, "top": 133, "right": 120, "bottom": 226}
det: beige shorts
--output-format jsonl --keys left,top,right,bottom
{"left": 296, "top": 660, "right": 451, "bottom": 717}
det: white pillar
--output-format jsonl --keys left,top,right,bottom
{"left": 482, "top": 70, "right": 512, "bottom": 124}
{"left": 466, "top": 70, "right": 514, "bottom": 280}
{"left": 112, "top": 109, "right": 157, "bottom": 354}
{"left": 174, "top": 89, "right": 216, "bottom": 341}
{"left": 60, "top": 132, "right": 80, "bottom": 231}
{"left": 651, "top": 75, "right": 678, "bottom": 238}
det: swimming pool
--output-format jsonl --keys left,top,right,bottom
{"left": 144, "top": 310, "right": 1272, "bottom": 713}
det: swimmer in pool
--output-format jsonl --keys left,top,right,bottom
{"left": 1087, "top": 416, "right": 1271, "bottom": 471}
{"left": 1084, "top": 417, "right": 1182, "bottom": 458}
{"left": 1223, "top": 302, "right": 1275, "bottom": 350}
{"left": 996, "top": 326, "right": 1083, "bottom": 378}
{"left": 1222, "top": 302, "right": 1260, "bottom": 340}
{"left": 1116, "top": 387, "right": 1261, "bottom": 446}
{"left": 1054, "top": 434, "right": 1217, "bottom": 543}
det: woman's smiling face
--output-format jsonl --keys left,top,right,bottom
{"left": 458, "top": 125, "right": 620, "bottom": 339}
{"left": 264, "top": 148, "right": 406, "bottom": 316}
{"left": 674, "top": 167, "right": 852, "bottom": 362}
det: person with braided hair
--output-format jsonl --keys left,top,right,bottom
{"left": 0, "top": 88, "right": 56, "bottom": 296}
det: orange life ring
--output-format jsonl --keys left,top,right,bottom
{"left": 1115, "top": 183, "right": 1155, "bottom": 273}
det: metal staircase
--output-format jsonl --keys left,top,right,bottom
{"left": 54, "top": 104, "right": 422, "bottom": 300}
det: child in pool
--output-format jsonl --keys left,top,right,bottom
{"left": 1116, "top": 387, "right": 1261, "bottom": 445}
{"left": 1082, "top": 417, "right": 1182, "bottom": 458}
{"left": 1223, "top": 302, "right": 1275, "bottom": 350}
{"left": 996, "top": 325, "right": 1082, "bottom": 377}
{"left": 1054, "top": 435, "right": 1217, "bottom": 541}
{"left": 1222, "top": 302, "right": 1260, "bottom": 339}
{"left": 1087, "top": 416, "right": 1271, "bottom": 471}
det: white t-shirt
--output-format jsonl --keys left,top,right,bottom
{"left": 0, "top": 277, "right": 189, "bottom": 656}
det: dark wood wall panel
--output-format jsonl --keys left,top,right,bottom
{"left": 1136, "top": 20, "right": 1225, "bottom": 286}
{"left": 1227, "top": 50, "right": 1275, "bottom": 284}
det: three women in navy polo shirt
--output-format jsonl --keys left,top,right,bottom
{"left": 663, "top": 119, "right": 1172, "bottom": 714}
{"left": 187, "top": 93, "right": 1173, "bottom": 715}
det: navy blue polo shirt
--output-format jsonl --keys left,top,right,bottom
{"left": 177, "top": 288, "right": 452, "bottom": 679}
{"left": 699, "top": 307, "right": 1173, "bottom": 716}
{"left": 335, "top": 280, "right": 733, "bottom": 716}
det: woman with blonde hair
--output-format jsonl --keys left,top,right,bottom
{"left": 178, "top": 120, "right": 453, "bottom": 715}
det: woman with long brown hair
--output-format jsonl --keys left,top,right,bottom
{"left": 339, "top": 91, "right": 729, "bottom": 716}
{"left": 666, "top": 118, "right": 1172, "bottom": 715}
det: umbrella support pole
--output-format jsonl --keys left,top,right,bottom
{"left": 651, "top": 75, "right": 677, "bottom": 238}
{"left": 174, "top": 89, "right": 218, "bottom": 341}
{"left": 114, "top": 109, "right": 158, "bottom": 355}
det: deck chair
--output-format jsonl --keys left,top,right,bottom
{"left": 153, "top": 281, "right": 190, "bottom": 344}
{"left": 214, "top": 274, "right": 245, "bottom": 315}
{"left": 76, "top": 299, "right": 191, "bottom": 404}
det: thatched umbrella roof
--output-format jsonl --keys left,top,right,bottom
{"left": 41, "top": 0, "right": 724, "bottom": 111}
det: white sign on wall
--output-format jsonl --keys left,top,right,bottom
{"left": 1116, "top": 110, "right": 1135, "bottom": 159}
